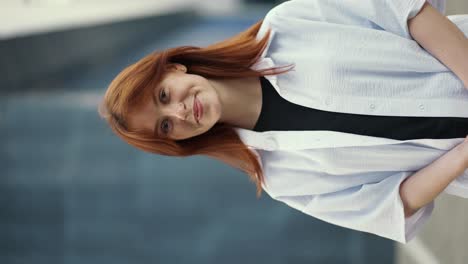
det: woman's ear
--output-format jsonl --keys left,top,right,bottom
{"left": 167, "top": 63, "right": 187, "bottom": 73}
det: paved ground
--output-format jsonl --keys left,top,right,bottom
{"left": 445, "top": 0, "right": 468, "bottom": 16}
{"left": 395, "top": 3, "right": 468, "bottom": 264}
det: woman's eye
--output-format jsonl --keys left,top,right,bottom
{"left": 161, "top": 119, "right": 171, "bottom": 134}
{"left": 160, "top": 89, "right": 168, "bottom": 102}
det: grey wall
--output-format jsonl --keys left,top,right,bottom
{"left": 0, "top": 10, "right": 196, "bottom": 93}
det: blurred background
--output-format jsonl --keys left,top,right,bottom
{"left": 1, "top": 1, "right": 467, "bottom": 264}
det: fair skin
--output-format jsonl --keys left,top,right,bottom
{"left": 401, "top": 136, "right": 468, "bottom": 217}
{"left": 398, "top": 2, "right": 468, "bottom": 217}
{"left": 408, "top": 2, "right": 468, "bottom": 89}
{"left": 127, "top": 63, "right": 262, "bottom": 140}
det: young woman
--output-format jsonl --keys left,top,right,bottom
{"left": 99, "top": 0, "right": 468, "bottom": 244}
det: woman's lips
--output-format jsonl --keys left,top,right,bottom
{"left": 196, "top": 96, "right": 203, "bottom": 123}
{"left": 193, "top": 95, "right": 203, "bottom": 123}
{"left": 193, "top": 96, "right": 198, "bottom": 123}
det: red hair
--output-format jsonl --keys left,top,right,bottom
{"left": 99, "top": 19, "right": 293, "bottom": 197}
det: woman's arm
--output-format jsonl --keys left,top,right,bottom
{"left": 400, "top": 136, "right": 468, "bottom": 217}
{"left": 408, "top": 2, "right": 468, "bottom": 88}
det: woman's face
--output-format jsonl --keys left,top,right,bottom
{"left": 127, "top": 64, "right": 222, "bottom": 140}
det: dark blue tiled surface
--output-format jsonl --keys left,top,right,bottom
{"left": 0, "top": 12, "right": 394, "bottom": 264}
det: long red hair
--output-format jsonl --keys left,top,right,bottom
{"left": 99, "top": 19, "right": 293, "bottom": 197}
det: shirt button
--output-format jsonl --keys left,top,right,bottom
{"left": 419, "top": 104, "right": 425, "bottom": 110}
{"left": 325, "top": 98, "right": 332, "bottom": 105}
{"left": 369, "top": 104, "right": 375, "bottom": 109}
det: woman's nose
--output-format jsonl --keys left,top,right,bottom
{"left": 169, "top": 102, "right": 188, "bottom": 120}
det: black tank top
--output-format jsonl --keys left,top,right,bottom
{"left": 253, "top": 76, "right": 468, "bottom": 140}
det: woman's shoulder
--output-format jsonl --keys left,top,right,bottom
{"left": 261, "top": 0, "right": 296, "bottom": 25}
{"left": 259, "top": 0, "right": 325, "bottom": 34}
{"left": 256, "top": 1, "right": 292, "bottom": 40}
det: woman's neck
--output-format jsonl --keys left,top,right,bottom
{"left": 208, "top": 76, "right": 262, "bottom": 130}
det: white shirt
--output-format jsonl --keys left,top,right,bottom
{"left": 235, "top": 0, "right": 468, "bottom": 243}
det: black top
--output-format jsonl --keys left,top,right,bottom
{"left": 253, "top": 76, "right": 468, "bottom": 140}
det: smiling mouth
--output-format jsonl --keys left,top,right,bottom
{"left": 193, "top": 95, "right": 199, "bottom": 123}
{"left": 193, "top": 94, "right": 203, "bottom": 124}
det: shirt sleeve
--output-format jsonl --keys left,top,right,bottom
{"left": 270, "top": 171, "right": 434, "bottom": 243}
{"left": 426, "top": 0, "right": 446, "bottom": 15}
{"left": 271, "top": 0, "right": 428, "bottom": 39}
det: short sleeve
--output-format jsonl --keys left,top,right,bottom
{"left": 271, "top": 171, "right": 434, "bottom": 243}
{"left": 272, "top": 0, "right": 428, "bottom": 39}
{"left": 426, "top": 0, "right": 446, "bottom": 15}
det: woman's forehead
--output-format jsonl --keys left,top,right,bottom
{"left": 127, "top": 95, "right": 157, "bottom": 132}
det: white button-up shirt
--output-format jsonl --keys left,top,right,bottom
{"left": 235, "top": 0, "right": 468, "bottom": 243}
